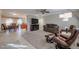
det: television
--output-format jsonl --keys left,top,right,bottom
{"left": 31, "top": 18, "right": 38, "bottom": 24}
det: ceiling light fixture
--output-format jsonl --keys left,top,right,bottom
{"left": 59, "top": 12, "right": 72, "bottom": 18}
{"left": 59, "top": 12, "right": 72, "bottom": 22}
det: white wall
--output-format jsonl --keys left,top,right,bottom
{"left": 27, "top": 15, "right": 37, "bottom": 31}
{"left": 38, "top": 17, "right": 44, "bottom": 30}
{"left": 27, "top": 15, "right": 44, "bottom": 31}
{"left": 43, "top": 14, "right": 79, "bottom": 29}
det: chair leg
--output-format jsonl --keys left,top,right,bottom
{"left": 55, "top": 45, "right": 59, "bottom": 49}
{"left": 55, "top": 44, "right": 71, "bottom": 49}
{"left": 55, "top": 44, "right": 63, "bottom": 49}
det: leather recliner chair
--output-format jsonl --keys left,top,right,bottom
{"left": 55, "top": 30, "right": 79, "bottom": 49}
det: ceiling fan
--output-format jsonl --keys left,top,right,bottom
{"left": 40, "top": 9, "right": 50, "bottom": 14}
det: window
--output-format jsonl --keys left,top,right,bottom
{"left": 6, "top": 18, "right": 13, "bottom": 25}
{"left": 17, "top": 19, "right": 23, "bottom": 24}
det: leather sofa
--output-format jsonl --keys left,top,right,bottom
{"left": 43, "top": 24, "right": 59, "bottom": 34}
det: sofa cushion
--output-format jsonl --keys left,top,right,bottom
{"left": 44, "top": 24, "right": 59, "bottom": 34}
{"left": 46, "top": 24, "right": 58, "bottom": 28}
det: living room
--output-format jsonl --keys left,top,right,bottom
{"left": 0, "top": 9, "right": 79, "bottom": 49}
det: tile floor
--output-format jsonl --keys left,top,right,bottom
{"left": 0, "top": 30, "right": 79, "bottom": 49}
{"left": 0, "top": 30, "right": 35, "bottom": 49}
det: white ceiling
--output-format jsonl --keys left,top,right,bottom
{"left": 1, "top": 9, "right": 79, "bottom": 17}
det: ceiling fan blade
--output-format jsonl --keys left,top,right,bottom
{"left": 46, "top": 11, "right": 50, "bottom": 13}
{"left": 39, "top": 9, "right": 50, "bottom": 14}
